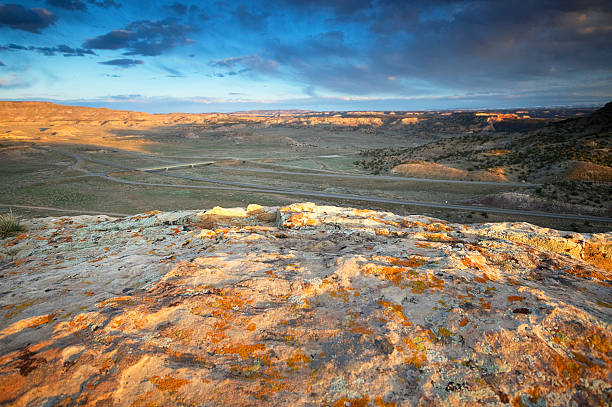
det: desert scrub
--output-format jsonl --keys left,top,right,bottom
{"left": 0, "top": 209, "right": 25, "bottom": 238}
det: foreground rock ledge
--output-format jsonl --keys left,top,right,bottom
{"left": 0, "top": 203, "right": 610, "bottom": 406}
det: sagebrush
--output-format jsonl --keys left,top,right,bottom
{"left": 0, "top": 209, "right": 25, "bottom": 238}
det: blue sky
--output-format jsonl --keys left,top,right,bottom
{"left": 0, "top": 0, "right": 611, "bottom": 112}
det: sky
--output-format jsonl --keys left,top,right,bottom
{"left": 0, "top": 0, "right": 611, "bottom": 112}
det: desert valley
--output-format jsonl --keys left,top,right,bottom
{"left": 0, "top": 101, "right": 610, "bottom": 406}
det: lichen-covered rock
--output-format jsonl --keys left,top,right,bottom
{"left": 0, "top": 203, "right": 610, "bottom": 406}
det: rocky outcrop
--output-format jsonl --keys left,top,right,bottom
{"left": 0, "top": 203, "right": 610, "bottom": 406}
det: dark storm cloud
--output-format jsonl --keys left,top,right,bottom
{"left": 46, "top": 0, "right": 86, "bottom": 11}
{"left": 99, "top": 58, "right": 144, "bottom": 67}
{"left": 266, "top": 0, "right": 612, "bottom": 95}
{"left": 83, "top": 18, "right": 197, "bottom": 56}
{"left": 3, "top": 43, "right": 96, "bottom": 56}
{"left": 0, "top": 4, "right": 56, "bottom": 33}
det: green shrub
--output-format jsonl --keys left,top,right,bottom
{"left": 0, "top": 209, "right": 25, "bottom": 238}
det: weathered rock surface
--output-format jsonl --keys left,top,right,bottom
{"left": 0, "top": 203, "right": 610, "bottom": 406}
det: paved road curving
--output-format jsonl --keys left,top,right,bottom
{"left": 40, "top": 147, "right": 612, "bottom": 224}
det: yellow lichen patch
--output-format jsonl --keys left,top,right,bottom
{"left": 400, "top": 336, "right": 429, "bottom": 369}
{"left": 354, "top": 208, "right": 377, "bottom": 217}
{"left": 415, "top": 241, "right": 436, "bottom": 248}
{"left": 420, "top": 233, "right": 454, "bottom": 242}
{"left": 378, "top": 300, "right": 411, "bottom": 327}
{"left": 283, "top": 213, "right": 320, "bottom": 228}
{"left": 375, "top": 228, "right": 390, "bottom": 236}
{"left": 149, "top": 374, "right": 189, "bottom": 393}
{"left": 280, "top": 202, "right": 316, "bottom": 213}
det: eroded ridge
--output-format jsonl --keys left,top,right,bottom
{"left": 0, "top": 203, "right": 610, "bottom": 406}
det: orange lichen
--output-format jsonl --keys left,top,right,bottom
{"left": 378, "top": 300, "right": 411, "bottom": 327}
{"left": 29, "top": 313, "right": 56, "bottom": 328}
{"left": 459, "top": 317, "right": 469, "bottom": 327}
{"left": 508, "top": 296, "right": 524, "bottom": 302}
{"left": 4, "top": 233, "right": 27, "bottom": 247}
{"left": 246, "top": 323, "right": 257, "bottom": 331}
{"left": 421, "top": 233, "right": 454, "bottom": 242}
{"left": 332, "top": 396, "right": 370, "bottom": 407}
{"left": 374, "top": 396, "right": 397, "bottom": 407}
{"left": 286, "top": 350, "right": 311, "bottom": 370}
{"left": 374, "top": 255, "right": 427, "bottom": 268}
{"left": 462, "top": 257, "right": 485, "bottom": 271}
{"left": 216, "top": 342, "right": 266, "bottom": 359}
{"left": 96, "top": 296, "right": 134, "bottom": 309}
{"left": 362, "top": 264, "right": 418, "bottom": 286}
{"left": 283, "top": 213, "right": 320, "bottom": 228}
{"left": 149, "top": 374, "right": 189, "bottom": 393}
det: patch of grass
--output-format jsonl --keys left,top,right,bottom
{"left": 0, "top": 209, "right": 25, "bottom": 238}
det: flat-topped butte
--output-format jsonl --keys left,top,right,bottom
{"left": 0, "top": 203, "right": 610, "bottom": 406}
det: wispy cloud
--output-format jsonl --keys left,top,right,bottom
{"left": 4, "top": 43, "right": 96, "bottom": 57}
{"left": 99, "top": 58, "right": 144, "bottom": 67}
{"left": 210, "top": 55, "right": 278, "bottom": 76}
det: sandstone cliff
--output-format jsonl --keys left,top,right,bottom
{"left": 0, "top": 203, "right": 610, "bottom": 406}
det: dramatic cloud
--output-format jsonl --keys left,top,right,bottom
{"left": 45, "top": 0, "right": 86, "bottom": 11}
{"left": 263, "top": 0, "right": 612, "bottom": 95}
{"left": 99, "top": 58, "right": 144, "bottom": 67}
{"left": 2, "top": 0, "right": 610, "bottom": 109}
{"left": 0, "top": 4, "right": 56, "bottom": 33}
{"left": 83, "top": 18, "right": 196, "bottom": 56}
{"left": 4, "top": 43, "right": 96, "bottom": 56}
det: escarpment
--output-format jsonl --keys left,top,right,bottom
{"left": 0, "top": 203, "right": 610, "bottom": 406}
